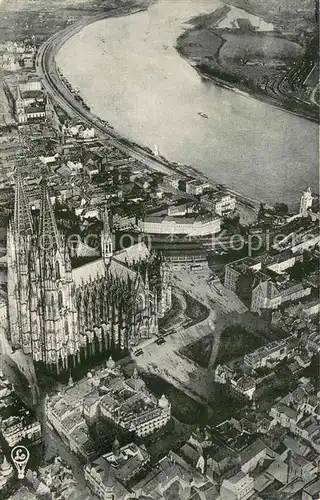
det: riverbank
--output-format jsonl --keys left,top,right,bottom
{"left": 176, "top": 5, "right": 319, "bottom": 124}
{"left": 0, "top": 0, "right": 154, "bottom": 44}
{"left": 193, "top": 65, "right": 319, "bottom": 125}
{"left": 53, "top": 0, "right": 318, "bottom": 208}
{"left": 41, "top": 9, "right": 261, "bottom": 217}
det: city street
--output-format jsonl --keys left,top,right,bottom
{"left": 135, "top": 268, "right": 247, "bottom": 405}
{"left": 44, "top": 424, "right": 88, "bottom": 489}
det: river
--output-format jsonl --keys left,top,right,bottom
{"left": 56, "top": 0, "right": 318, "bottom": 209}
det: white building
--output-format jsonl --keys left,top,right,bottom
{"left": 214, "top": 365, "right": 256, "bottom": 400}
{"left": 251, "top": 280, "right": 281, "bottom": 312}
{"left": 85, "top": 441, "right": 150, "bottom": 499}
{"left": 220, "top": 471, "right": 254, "bottom": 500}
{"left": 84, "top": 365, "right": 171, "bottom": 438}
{"left": 300, "top": 188, "right": 313, "bottom": 216}
{"left": 244, "top": 339, "right": 291, "bottom": 370}
{"left": 19, "top": 76, "right": 42, "bottom": 93}
{"left": 240, "top": 439, "right": 267, "bottom": 474}
{"left": 138, "top": 214, "right": 221, "bottom": 236}
{"left": 251, "top": 280, "right": 311, "bottom": 314}
{"left": 213, "top": 194, "right": 236, "bottom": 216}
{"left": 265, "top": 251, "right": 303, "bottom": 275}
{"left": 0, "top": 417, "right": 41, "bottom": 447}
{"left": 185, "top": 179, "right": 211, "bottom": 195}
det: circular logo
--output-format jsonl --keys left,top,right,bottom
{"left": 11, "top": 445, "right": 30, "bottom": 479}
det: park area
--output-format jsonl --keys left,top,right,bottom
{"left": 141, "top": 372, "right": 246, "bottom": 430}
{"left": 141, "top": 372, "right": 206, "bottom": 426}
{"left": 181, "top": 322, "right": 268, "bottom": 369}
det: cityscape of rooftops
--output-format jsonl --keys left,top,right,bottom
{"left": 0, "top": 0, "right": 318, "bottom": 499}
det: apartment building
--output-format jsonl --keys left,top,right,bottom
{"left": 243, "top": 339, "right": 291, "bottom": 370}
{"left": 220, "top": 471, "right": 254, "bottom": 500}
{"left": 84, "top": 367, "right": 171, "bottom": 437}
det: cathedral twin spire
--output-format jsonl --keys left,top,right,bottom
{"left": 38, "top": 177, "right": 61, "bottom": 251}
{"left": 10, "top": 173, "right": 81, "bottom": 370}
{"left": 14, "top": 174, "right": 33, "bottom": 237}
{"left": 13, "top": 172, "right": 63, "bottom": 254}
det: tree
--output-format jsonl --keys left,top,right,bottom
{"left": 236, "top": 271, "right": 255, "bottom": 308}
{"left": 274, "top": 203, "right": 288, "bottom": 215}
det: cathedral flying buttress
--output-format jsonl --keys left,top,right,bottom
{"left": 7, "top": 175, "right": 172, "bottom": 374}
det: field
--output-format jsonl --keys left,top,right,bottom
{"left": 178, "top": 1, "right": 318, "bottom": 121}
{"left": 177, "top": 28, "right": 223, "bottom": 60}
{"left": 305, "top": 62, "right": 319, "bottom": 87}
{"left": 228, "top": 0, "right": 317, "bottom": 34}
{"left": 220, "top": 32, "right": 304, "bottom": 64}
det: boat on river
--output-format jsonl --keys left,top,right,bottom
{"left": 198, "top": 112, "right": 208, "bottom": 119}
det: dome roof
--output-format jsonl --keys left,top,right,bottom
{"left": 158, "top": 394, "right": 169, "bottom": 408}
{"left": 106, "top": 356, "right": 116, "bottom": 370}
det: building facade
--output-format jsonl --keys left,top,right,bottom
{"left": 220, "top": 471, "right": 254, "bottom": 500}
{"left": 299, "top": 187, "right": 313, "bottom": 216}
{"left": 138, "top": 214, "right": 221, "bottom": 236}
{"left": 7, "top": 176, "right": 172, "bottom": 373}
{"left": 224, "top": 257, "right": 262, "bottom": 293}
{"left": 85, "top": 440, "right": 150, "bottom": 500}
{"left": 83, "top": 364, "right": 171, "bottom": 437}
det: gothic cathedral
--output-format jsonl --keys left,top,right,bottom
{"left": 7, "top": 176, "right": 172, "bottom": 373}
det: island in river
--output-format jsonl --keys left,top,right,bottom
{"left": 177, "top": 2, "right": 319, "bottom": 123}
{"left": 56, "top": 0, "right": 318, "bottom": 209}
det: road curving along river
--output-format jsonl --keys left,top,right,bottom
{"left": 56, "top": 0, "right": 318, "bottom": 209}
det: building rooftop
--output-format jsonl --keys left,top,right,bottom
{"left": 274, "top": 403, "right": 298, "bottom": 421}
{"left": 72, "top": 258, "right": 105, "bottom": 287}
{"left": 25, "top": 106, "right": 45, "bottom": 113}
{"left": 114, "top": 241, "right": 150, "bottom": 266}
{"left": 20, "top": 90, "right": 43, "bottom": 100}
{"left": 227, "top": 256, "right": 261, "bottom": 273}
{"left": 225, "top": 470, "right": 247, "bottom": 484}
{"left": 88, "top": 458, "right": 129, "bottom": 497}
{"left": 104, "top": 442, "right": 149, "bottom": 483}
{"left": 304, "top": 478, "right": 320, "bottom": 496}
{"left": 9, "top": 487, "right": 37, "bottom": 500}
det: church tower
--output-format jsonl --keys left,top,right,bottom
{"left": 7, "top": 174, "right": 34, "bottom": 351}
{"left": 8, "top": 175, "right": 80, "bottom": 373}
{"left": 37, "top": 177, "right": 80, "bottom": 372}
{"left": 299, "top": 187, "right": 313, "bottom": 216}
{"left": 101, "top": 203, "right": 113, "bottom": 265}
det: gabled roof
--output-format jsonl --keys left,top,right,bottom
{"left": 114, "top": 242, "right": 150, "bottom": 266}
{"left": 109, "top": 259, "right": 138, "bottom": 283}
{"left": 254, "top": 280, "right": 280, "bottom": 299}
{"left": 240, "top": 439, "right": 266, "bottom": 466}
{"left": 72, "top": 258, "right": 105, "bottom": 287}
